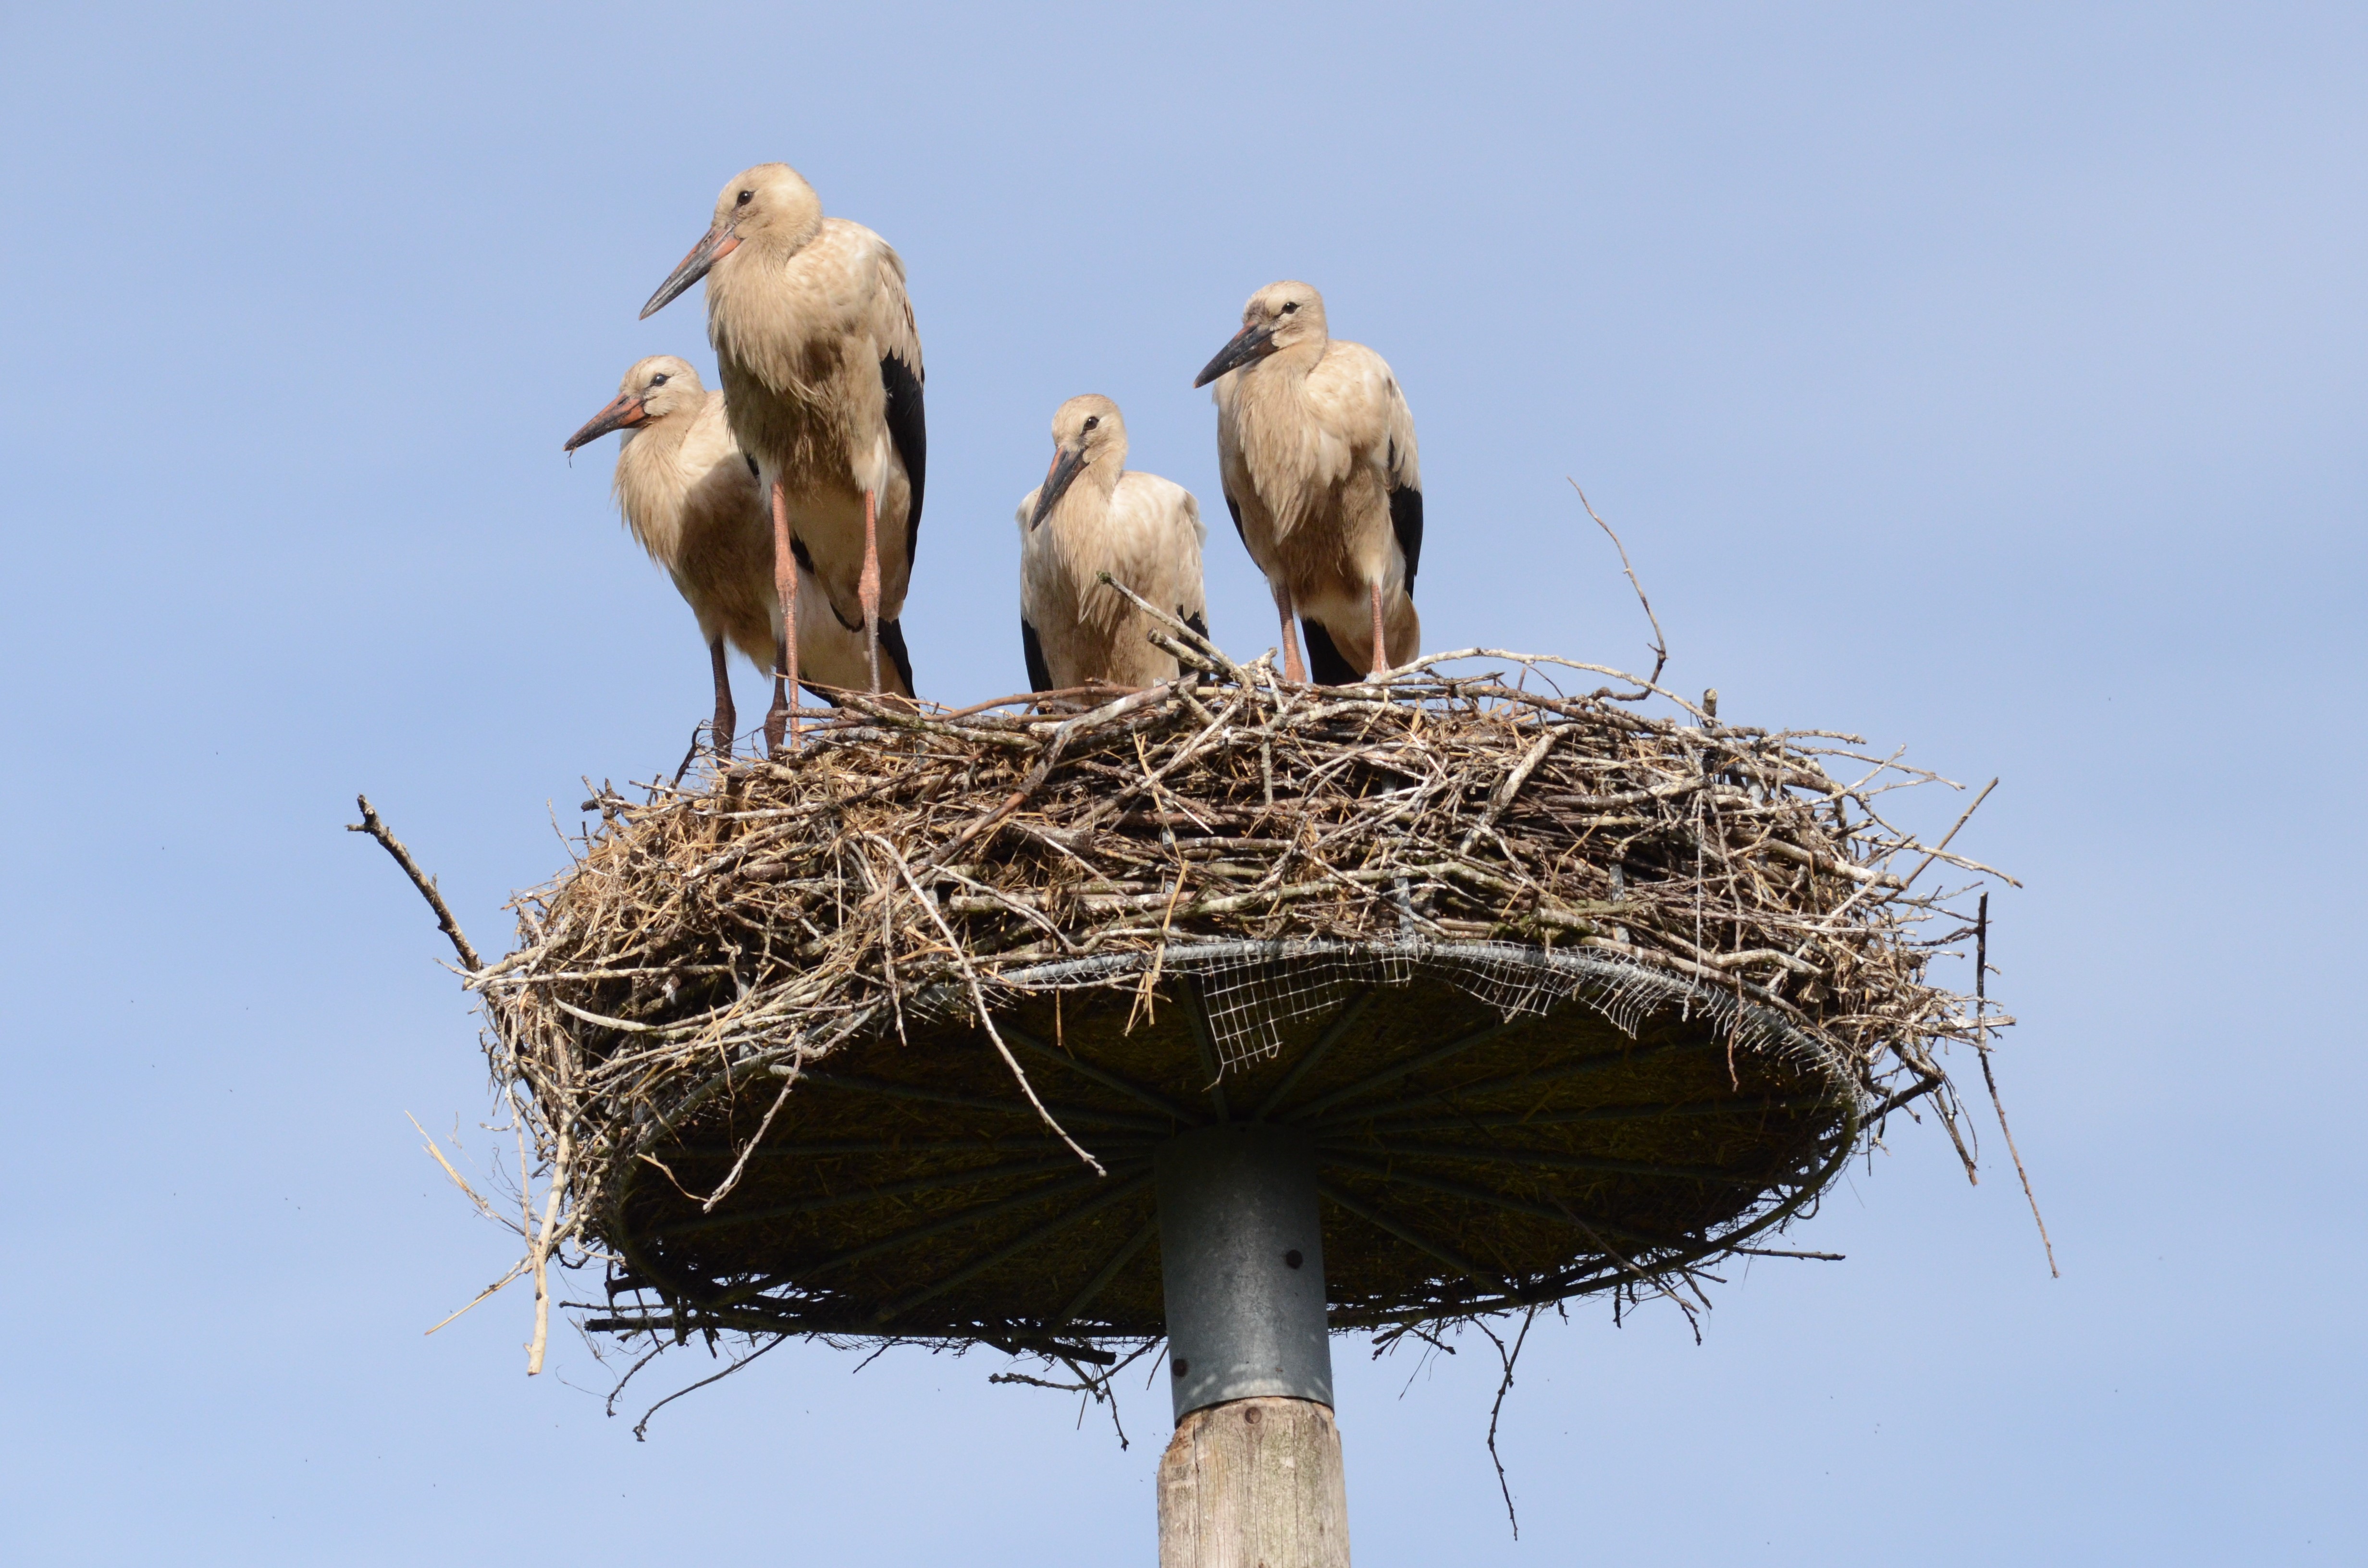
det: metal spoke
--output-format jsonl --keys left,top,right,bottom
{"left": 649, "top": 1154, "right": 1091, "bottom": 1239}
{"left": 1052, "top": 1217, "right": 1159, "bottom": 1327}
{"left": 668, "top": 1136, "right": 1163, "bottom": 1159}
{"left": 788, "top": 1163, "right": 1142, "bottom": 1281}
{"left": 1317, "top": 1180, "right": 1506, "bottom": 1287}
{"left": 1305, "top": 1037, "right": 1724, "bottom": 1130}
{"left": 585, "top": 1307, "right": 872, "bottom": 1337}
{"left": 1328, "top": 1106, "right": 1866, "bottom": 1329}
{"left": 1325, "top": 1270, "right": 1633, "bottom": 1331}
{"left": 1358, "top": 1092, "right": 1840, "bottom": 1137}
{"left": 876, "top": 1172, "right": 1158, "bottom": 1324}
{"left": 998, "top": 1021, "right": 1204, "bottom": 1125}
{"left": 1281, "top": 1014, "right": 1532, "bottom": 1124}
{"left": 1321, "top": 1150, "right": 1673, "bottom": 1250}
{"left": 799, "top": 1068, "right": 1173, "bottom": 1133}
{"left": 1249, "top": 988, "right": 1378, "bottom": 1121}
{"left": 1178, "top": 975, "right": 1230, "bottom": 1120}
{"left": 1320, "top": 1139, "right": 1773, "bottom": 1185}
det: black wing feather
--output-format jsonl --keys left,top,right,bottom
{"left": 1301, "top": 619, "right": 1360, "bottom": 686}
{"left": 880, "top": 353, "right": 926, "bottom": 564}
{"left": 1184, "top": 611, "right": 1209, "bottom": 644}
{"left": 1222, "top": 488, "right": 1246, "bottom": 547}
{"left": 1389, "top": 484, "right": 1423, "bottom": 595}
{"left": 1021, "top": 617, "right": 1053, "bottom": 694}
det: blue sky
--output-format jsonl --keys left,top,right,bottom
{"left": 2, "top": 4, "right": 2361, "bottom": 1563}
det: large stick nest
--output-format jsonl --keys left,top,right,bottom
{"left": 470, "top": 638, "right": 2009, "bottom": 1367}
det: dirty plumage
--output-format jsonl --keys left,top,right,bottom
{"left": 1015, "top": 395, "right": 1207, "bottom": 693}
{"left": 1195, "top": 282, "right": 1421, "bottom": 685}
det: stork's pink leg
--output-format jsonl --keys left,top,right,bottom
{"left": 860, "top": 487, "right": 883, "bottom": 693}
{"left": 765, "top": 478, "right": 801, "bottom": 754}
{"left": 1273, "top": 582, "right": 1306, "bottom": 685}
{"left": 709, "top": 636, "right": 737, "bottom": 756}
{"left": 1368, "top": 582, "right": 1391, "bottom": 679}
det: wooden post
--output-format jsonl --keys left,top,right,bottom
{"left": 1158, "top": 1396, "right": 1350, "bottom": 1568}
{"left": 1155, "top": 1126, "right": 1347, "bottom": 1566}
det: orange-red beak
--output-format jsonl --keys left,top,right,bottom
{"left": 563, "top": 392, "right": 648, "bottom": 453}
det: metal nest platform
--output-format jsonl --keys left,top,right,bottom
{"left": 585, "top": 942, "right": 1859, "bottom": 1351}
{"left": 458, "top": 645, "right": 2009, "bottom": 1369}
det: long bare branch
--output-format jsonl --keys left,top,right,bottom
{"left": 349, "top": 794, "right": 482, "bottom": 970}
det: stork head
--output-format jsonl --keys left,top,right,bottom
{"left": 1028, "top": 394, "right": 1127, "bottom": 529}
{"left": 640, "top": 162, "right": 825, "bottom": 320}
{"left": 563, "top": 356, "right": 703, "bottom": 452}
{"left": 1192, "top": 281, "right": 1328, "bottom": 387}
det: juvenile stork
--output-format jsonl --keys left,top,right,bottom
{"left": 562, "top": 356, "right": 899, "bottom": 751}
{"left": 1014, "top": 395, "right": 1208, "bottom": 693}
{"left": 640, "top": 162, "right": 924, "bottom": 743}
{"left": 1193, "top": 282, "right": 1422, "bottom": 684}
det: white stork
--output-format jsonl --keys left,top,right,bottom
{"left": 639, "top": 162, "right": 924, "bottom": 744}
{"left": 1193, "top": 282, "right": 1421, "bottom": 684}
{"left": 1014, "top": 395, "right": 1208, "bottom": 693}
{"left": 562, "top": 356, "right": 900, "bottom": 751}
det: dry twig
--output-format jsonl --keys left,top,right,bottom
{"left": 388, "top": 650, "right": 2010, "bottom": 1376}
{"left": 1569, "top": 481, "right": 1667, "bottom": 688}
{"left": 1977, "top": 893, "right": 2057, "bottom": 1276}
{"left": 349, "top": 794, "right": 481, "bottom": 970}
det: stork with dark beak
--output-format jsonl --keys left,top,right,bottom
{"left": 640, "top": 162, "right": 924, "bottom": 745}
{"left": 1016, "top": 395, "right": 1207, "bottom": 693}
{"left": 562, "top": 356, "right": 900, "bottom": 753}
{"left": 1193, "top": 282, "right": 1422, "bottom": 685}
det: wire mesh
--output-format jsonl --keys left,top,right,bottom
{"left": 979, "top": 938, "right": 1834, "bottom": 1084}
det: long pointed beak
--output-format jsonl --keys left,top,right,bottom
{"left": 563, "top": 393, "right": 647, "bottom": 452}
{"left": 639, "top": 226, "right": 740, "bottom": 319}
{"left": 1193, "top": 323, "right": 1275, "bottom": 388}
{"left": 1029, "top": 446, "right": 1087, "bottom": 530}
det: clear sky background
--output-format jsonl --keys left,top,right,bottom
{"left": 3, "top": 3, "right": 2361, "bottom": 1563}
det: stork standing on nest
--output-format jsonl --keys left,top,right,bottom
{"left": 1015, "top": 395, "right": 1208, "bottom": 694}
{"left": 1193, "top": 281, "right": 1422, "bottom": 685}
{"left": 639, "top": 162, "right": 924, "bottom": 745}
{"left": 563, "top": 356, "right": 902, "bottom": 751}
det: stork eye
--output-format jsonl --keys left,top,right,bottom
{"left": 650, "top": 373, "right": 669, "bottom": 386}
{"left": 1082, "top": 416, "right": 1099, "bottom": 431}
{"left": 1281, "top": 301, "right": 1299, "bottom": 314}
{"left": 736, "top": 190, "right": 753, "bottom": 206}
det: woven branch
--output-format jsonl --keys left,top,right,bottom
{"left": 456, "top": 649, "right": 2008, "bottom": 1366}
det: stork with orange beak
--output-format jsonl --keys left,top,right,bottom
{"left": 640, "top": 163, "right": 923, "bottom": 746}
{"left": 562, "top": 356, "right": 899, "bottom": 753}
{"left": 1193, "top": 282, "right": 1422, "bottom": 685}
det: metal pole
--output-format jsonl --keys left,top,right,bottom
{"left": 1154, "top": 1124, "right": 1350, "bottom": 1568}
